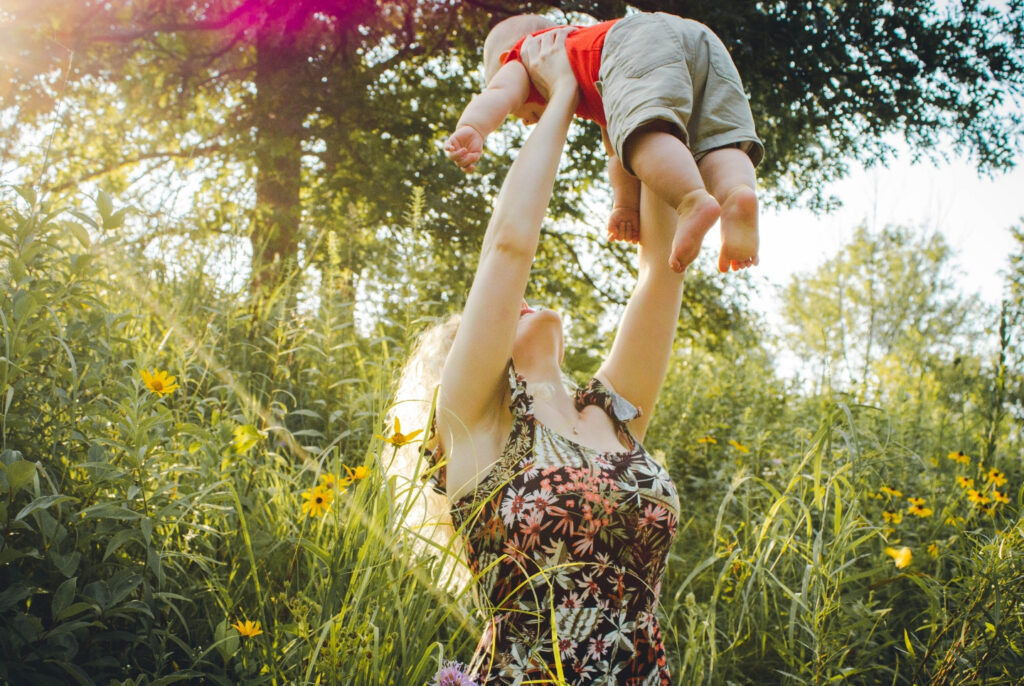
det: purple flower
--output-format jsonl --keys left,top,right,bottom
{"left": 431, "top": 660, "right": 479, "bottom": 686}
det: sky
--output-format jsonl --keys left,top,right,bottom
{"left": 746, "top": 148, "right": 1024, "bottom": 321}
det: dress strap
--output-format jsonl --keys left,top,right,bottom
{"left": 507, "top": 361, "right": 535, "bottom": 419}
{"left": 421, "top": 363, "right": 532, "bottom": 497}
{"left": 420, "top": 415, "right": 447, "bottom": 495}
{"left": 574, "top": 376, "right": 641, "bottom": 449}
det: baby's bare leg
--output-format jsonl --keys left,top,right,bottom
{"left": 623, "top": 122, "right": 719, "bottom": 273}
{"left": 697, "top": 147, "right": 758, "bottom": 272}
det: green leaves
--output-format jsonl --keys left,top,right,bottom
{"left": 232, "top": 424, "right": 264, "bottom": 454}
{"left": 95, "top": 191, "right": 128, "bottom": 230}
{"left": 214, "top": 619, "right": 241, "bottom": 663}
{"left": 1, "top": 458, "right": 36, "bottom": 494}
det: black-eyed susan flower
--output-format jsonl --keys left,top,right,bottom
{"left": 728, "top": 439, "right": 749, "bottom": 454}
{"left": 301, "top": 485, "right": 334, "bottom": 517}
{"left": 319, "top": 473, "right": 348, "bottom": 492}
{"left": 376, "top": 417, "right": 423, "bottom": 447}
{"left": 907, "top": 496, "right": 926, "bottom": 507}
{"left": 880, "top": 486, "right": 903, "bottom": 498}
{"left": 140, "top": 368, "right": 179, "bottom": 396}
{"left": 985, "top": 468, "right": 1007, "bottom": 487}
{"left": 232, "top": 619, "right": 263, "bottom": 637}
{"left": 907, "top": 503, "right": 934, "bottom": 518}
{"left": 697, "top": 435, "right": 717, "bottom": 445}
{"left": 967, "top": 489, "right": 991, "bottom": 505}
{"left": 882, "top": 510, "right": 903, "bottom": 524}
{"left": 955, "top": 475, "right": 974, "bottom": 489}
{"left": 927, "top": 542, "right": 939, "bottom": 557}
{"left": 885, "top": 546, "right": 912, "bottom": 569}
{"left": 993, "top": 490, "right": 1010, "bottom": 505}
{"left": 947, "top": 451, "right": 971, "bottom": 465}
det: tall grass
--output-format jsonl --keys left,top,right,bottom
{"left": 0, "top": 189, "right": 479, "bottom": 684}
{"left": 1, "top": 188, "right": 1021, "bottom": 684}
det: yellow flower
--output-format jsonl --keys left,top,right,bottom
{"left": 927, "top": 542, "right": 939, "bottom": 557}
{"left": 945, "top": 515, "right": 965, "bottom": 526}
{"left": 907, "top": 504, "right": 934, "bottom": 518}
{"left": 880, "top": 486, "right": 903, "bottom": 498}
{"left": 232, "top": 619, "right": 263, "bottom": 638}
{"left": 697, "top": 435, "right": 717, "bottom": 445}
{"left": 301, "top": 486, "right": 334, "bottom": 517}
{"left": 967, "top": 488, "right": 991, "bottom": 505}
{"left": 985, "top": 468, "right": 1007, "bottom": 487}
{"left": 882, "top": 510, "right": 903, "bottom": 524}
{"left": 907, "top": 496, "right": 926, "bottom": 507}
{"left": 346, "top": 464, "right": 370, "bottom": 480}
{"left": 947, "top": 451, "right": 971, "bottom": 465}
{"left": 728, "top": 439, "right": 749, "bottom": 454}
{"left": 140, "top": 368, "right": 179, "bottom": 396}
{"left": 955, "top": 475, "right": 974, "bottom": 489}
{"left": 993, "top": 490, "right": 1010, "bottom": 505}
{"left": 885, "top": 546, "right": 912, "bottom": 569}
{"left": 320, "top": 472, "right": 354, "bottom": 491}
{"left": 376, "top": 417, "right": 423, "bottom": 447}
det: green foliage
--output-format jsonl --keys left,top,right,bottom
{"left": 780, "top": 224, "right": 982, "bottom": 394}
{"left": 1, "top": 185, "right": 1021, "bottom": 684}
{"left": 0, "top": 189, "right": 478, "bottom": 684}
{"left": 660, "top": 403, "right": 1023, "bottom": 684}
{"left": 2, "top": 0, "right": 1022, "bottom": 297}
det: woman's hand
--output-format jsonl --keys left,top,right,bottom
{"left": 519, "top": 28, "right": 578, "bottom": 103}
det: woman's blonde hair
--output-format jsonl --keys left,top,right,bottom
{"left": 382, "top": 313, "right": 472, "bottom": 593}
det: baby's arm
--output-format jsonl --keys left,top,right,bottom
{"left": 445, "top": 61, "right": 532, "bottom": 173}
{"left": 603, "top": 127, "right": 642, "bottom": 243}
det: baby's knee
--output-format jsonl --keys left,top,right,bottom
{"left": 622, "top": 120, "right": 685, "bottom": 169}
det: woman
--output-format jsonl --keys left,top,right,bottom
{"left": 399, "top": 30, "right": 685, "bottom": 684}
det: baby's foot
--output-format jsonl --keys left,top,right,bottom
{"left": 670, "top": 189, "right": 720, "bottom": 273}
{"left": 717, "top": 186, "right": 759, "bottom": 272}
{"left": 607, "top": 206, "right": 640, "bottom": 244}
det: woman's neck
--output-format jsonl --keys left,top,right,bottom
{"left": 516, "top": 358, "right": 573, "bottom": 407}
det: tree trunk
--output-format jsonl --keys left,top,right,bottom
{"left": 251, "top": 26, "right": 305, "bottom": 296}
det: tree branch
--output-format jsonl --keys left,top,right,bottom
{"left": 545, "top": 228, "right": 628, "bottom": 306}
{"left": 51, "top": 144, "right": 225, "bottom": 193}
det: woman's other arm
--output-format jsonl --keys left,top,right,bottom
{"left": 440, "top": 30, "right": 579, "bottom": 435}
{"left": 596, "top": 187, "right": 685, "bottom": 442}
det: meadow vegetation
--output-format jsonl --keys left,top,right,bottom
{"left": 1, "top": 185, "right": 1022, "bottom": 685}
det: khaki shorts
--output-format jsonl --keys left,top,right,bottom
{"left": 598, "top": 12, "right": 764, "bottom": 174}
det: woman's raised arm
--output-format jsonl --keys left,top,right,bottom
{"left": 440, "top": 29, "right": 579, "bottom": 433}
{"left": 596, "top": 187, "right": 686, "bottom": 443}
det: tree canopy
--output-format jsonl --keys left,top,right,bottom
{"left": 1, "top": 0, "right": 1021, "bottom": 303}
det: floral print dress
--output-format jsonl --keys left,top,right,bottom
{"left": 429, "top": 365, "right": 680, "bottom": 685}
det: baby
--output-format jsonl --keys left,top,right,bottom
{"left": 445, "top": 12, "right": 764, "bottom": 274}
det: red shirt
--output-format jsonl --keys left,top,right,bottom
{"left": 502, "top": 20, "right": 619, "bottom": 127}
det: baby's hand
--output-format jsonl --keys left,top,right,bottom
{"left": 444, "top": 125, "right": 485, "bottom": 173}
{"left": 607, "top": 206, "right": 640, "bottom": 244}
